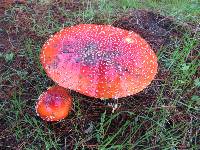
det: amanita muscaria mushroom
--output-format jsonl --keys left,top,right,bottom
{"left": 36, "top": 86, "right": 72, "bottom": 121}
{"left": 40, "top": 24, "right": 158, "bottom": 99}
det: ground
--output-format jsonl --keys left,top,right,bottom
{"left": 0, "top": 0, "right": 199, "bottom": 149}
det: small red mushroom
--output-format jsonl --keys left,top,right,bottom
{"left": 40, "top": 24, "right": 158, "bottom": 99}
{"left": 36, "top": 86, "right": 72, "bottom": 122}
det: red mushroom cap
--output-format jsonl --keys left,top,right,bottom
{"left": 36, "top": 86, "right": 72, "bottom": 122}
{"left": 40, "top": 24, "right": 158, "bottom": 99}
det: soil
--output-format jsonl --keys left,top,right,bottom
{"left": 112, "top": 9, "right": 195, "bottom": 52}
{"left": 0, "top": 2, "right": 199, "bottom": 149}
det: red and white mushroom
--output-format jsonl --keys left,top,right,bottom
{"left": 40, "top": 24, "right": 158, "bottom": 99}
{"left": 36, "top": 86, "right": 72, "bottom": 122}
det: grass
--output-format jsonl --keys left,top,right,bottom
{"left": 0, "top": 0, "right": 199, "bottom": 149}
{"left": 117, "top": 0, "right": 200, "bottom": 24}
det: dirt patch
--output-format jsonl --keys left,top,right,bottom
{"left": 0, "top": 15, "right": 24, "bottom": 101}
{"left": 112, "top": 9, "right": 194, "bottom": 52}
